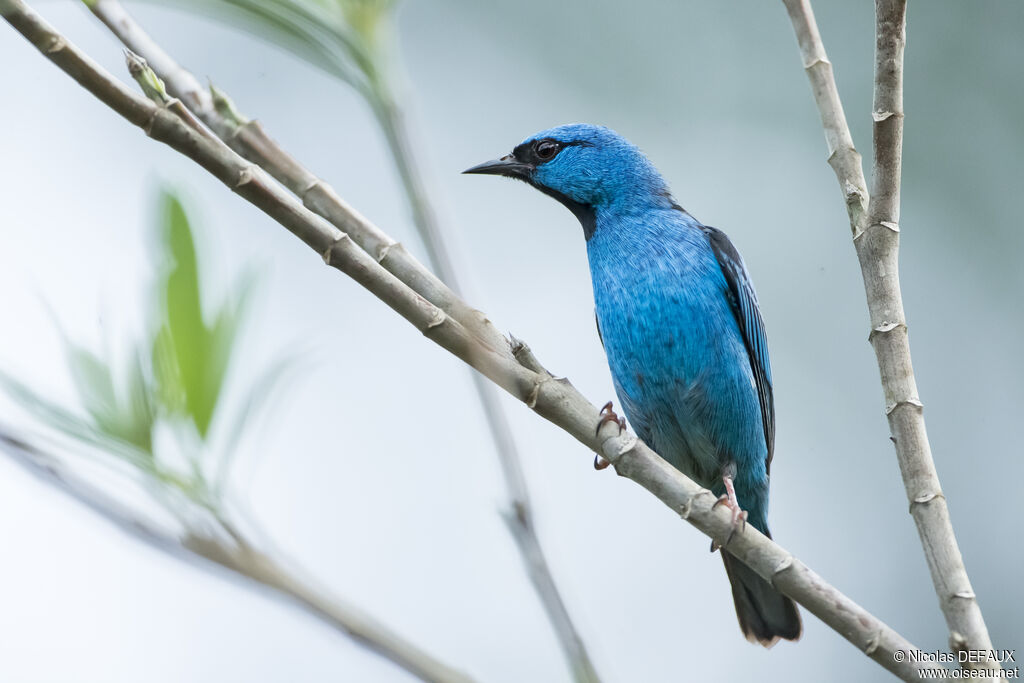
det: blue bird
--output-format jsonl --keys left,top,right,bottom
{"left": 465, "top": 124, "right": 802, "bottom": 646}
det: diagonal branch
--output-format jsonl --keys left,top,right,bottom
{"left": 81, "top": 3, "right": 601, "bottom": 678}
{"left": 1, "top": 1, "right": 956, "bottom": 679}
{"left": 782, "top": 0, "right": 997, "bottom": 672}
{"left": 82, "top": 0, "right": 503, "bottom": 353}
{"left": 0, "top": 428, "right": 475, "bottom": 683}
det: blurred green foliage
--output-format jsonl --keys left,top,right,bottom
{"left": 155, "top": 0, "right": 448, "bottom": 276}
{"left": 153, "top": 193, "right": 248, "bottom": 439}
{"left": 0, "top": 189, "right": 289, "bottom": 506}
{"left": 160, "top": 0, "right": 397, "bottom": 98}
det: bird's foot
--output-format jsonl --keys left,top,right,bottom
{"left": 593, "top": 401, "right": 626, "bottom": 470}
{"left": 595, "top": 401, "right": 626, "bottom": 436}
{"left": 710, "top": 474, "right": 748, "bottom": 551}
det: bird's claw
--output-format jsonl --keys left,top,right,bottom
{"left": 595, "top": 401, "right": 626, "bottom": 436}
{"left": 593, "top": 402, "right": 625, "bottom": 471}
{"left": 710, "top": 475, "right": 748, "bottom": 551}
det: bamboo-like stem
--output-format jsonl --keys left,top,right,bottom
{"left": 82, "top": 3, "right": 601, "bottom": 680}
{"left": 865, "top": 1, "right": 996, "bottom": 669}
{"left": 0, "top": 428, "right": 475, "bottom": 683}
{"left": 782, "top": 0, "right": 997, "bottom": 672}
{"left": 84, "top": 0, "right": 504, "bottom": 354}
{"left": 2, "top": 1, "right": 955, "bottom": 678}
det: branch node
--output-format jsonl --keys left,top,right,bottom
{"left": 510, "top": 337, "right": 549, "bottom": 375}
{"left": 525, "top": 376, "right": 546, "bottom": 409}
{"left": 298, "top": 178, "right": 322, "bottom": 202}
{"left": 952, "top": 590, "right": 976, "bottom": 601}
{"left": 864, "top": 630, "right": 882, "bottom": 656}
{"left": 770, "top": 555, "right": 795, "bottom": 588}
{"left": 425, "top": 310, "right": 447, "bottom": 330}
{"left": 321, "top": 234, "right": 352, "bottom": 266}
{"left": 235, "top": 165, "right": 257, "bottom": 189}
{"left": 140, "top": 107, "right": 159, "bottom": 136}
{"left": 909, "top": 490, "right": 945, "bottom": 512}
{"left": 873, "top": 110, "right": 905, "bottom": 123}
{"left": 208, "top": 81, "right": 249, "bottom": 126}
{"left": 869, "top": 320, "right": 905, "bottom": 342}
{"left": 803, "top": 56, "right": 830, "bottom": 70}
{"left": 509, "top": 334, "right": 524, "bottom": 355}
{"left": 614, "top": 433, "right": 638, "bottom": 458}
{"left": 886, "top": 397, "right": 924, "bottom": 415}
{"left": 376, "top": 241, "right": 397, "bottom": 264}
{"left": 44, "top": 35, "right": 64, "bottom": 53}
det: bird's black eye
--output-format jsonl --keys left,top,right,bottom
{"left": 534, "top": 139, "right": 560, "bottom": 161}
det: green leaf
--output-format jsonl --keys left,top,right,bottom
{"left": 0, "top": 369, "right": 155, "bottom": 471}
{"left": 156, "top": 190, "right": 221, "bottom": 437}
{"left": 152, "top": 322, "right": 186, "bottom": 415}
{"left": 153, "top": 190, "right": 255, "bottom": 445}
{"left": 62, "top": 340, "right": 155, "bottom": 455}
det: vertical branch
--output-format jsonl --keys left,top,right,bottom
{"left": 782, "top": 0, "right": 998, "bottom": 671}
{"left": 865, "top": 0, "right": 997, "bottom": 668}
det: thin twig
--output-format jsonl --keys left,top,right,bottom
{"left": 1, "top": 2, "right": 957, "bottom": 678}
{"left": 84, "top": 0, "right": 504, "bottom": 353}
{"left": 82, "top": 2, "right": 602, "bottom": 679}
{"left": 781, "top": 0, "right": 997, "bottom": 672}
{"left": 0, "top": 427, "right": 474, "bottom": 683}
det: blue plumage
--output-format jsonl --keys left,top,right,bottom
{"left": 465, "top": 123, "right": 801, "bottom": 646}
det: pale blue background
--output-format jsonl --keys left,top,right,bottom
{"left": 1, "top": 1, "right": 1021, "bottom": 681}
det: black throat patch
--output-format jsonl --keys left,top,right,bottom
{"left": 528, "top": 182, "right": 597, "bottom": 240}
{"left": 510, "top": 140, "right": 598, "bottom": 240}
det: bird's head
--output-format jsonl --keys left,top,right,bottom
{"left": 464, "top": 124, "right": 673, "bottom": 238}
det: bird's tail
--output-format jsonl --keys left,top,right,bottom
{"left": 720, "top": 535, "right": 802, "bottom": 647}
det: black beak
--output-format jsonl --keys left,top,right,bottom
{"left": 462, "top": 154, "right": 533, "bottom": 179}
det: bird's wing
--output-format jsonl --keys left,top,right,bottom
{"left": 701, "top": 226, "right": 775, "bottom": 473}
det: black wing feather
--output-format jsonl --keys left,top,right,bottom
{"left": 702, "top": 226, "right": 776, "bottom": 474}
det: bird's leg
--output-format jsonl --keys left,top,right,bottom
{"left": 711, "top": 473, "right": 748, "bottom": 551}
{"left": 593, "top": 401, "right": 626, "bottom": 470}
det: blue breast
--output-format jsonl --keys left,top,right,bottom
{"left": 587, "top": 207, "right": 770, "bottom": 526}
